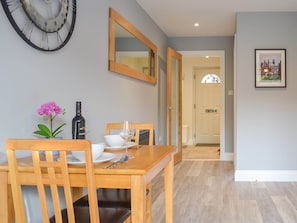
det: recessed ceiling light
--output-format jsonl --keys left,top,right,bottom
{"left": 205, "top": 56, "right": 209, "bottom": 58}
{"left": 194, "top": 23, "right": 199, "bottom": 27}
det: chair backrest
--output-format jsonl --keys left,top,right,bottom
{"left": 6, "top": 139, "right": 99, "bottom": 223}
{"left": 105, "top": 123, "right": 154, "bottom": 145}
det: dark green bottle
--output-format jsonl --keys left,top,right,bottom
{"left": 72, "top": 101, "right": 86, "bottom": 139}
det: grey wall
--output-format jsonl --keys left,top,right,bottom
{"left": 3, "top": 0, "right": 295, "bottom": 173}
{"left": 168, "top": 37, "right": 234, "bottom": 153}
{"left": 236, "top": 12, "right": 297, "bottom": 170}
{"left": 0, "top": 0, "right": 168, "bottom": 154}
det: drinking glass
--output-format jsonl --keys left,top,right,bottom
{"left": 119, "top": 120, "right": 135, "bottom": 159}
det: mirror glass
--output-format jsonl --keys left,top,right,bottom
{"left": 109, "top": 8, "right": 157, "bottom": 84}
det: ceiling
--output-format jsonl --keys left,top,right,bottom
{"left": 136, "top": 0, "right": 297, "bottom": 37}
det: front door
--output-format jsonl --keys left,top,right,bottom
{"left": 195, "top": 69, "right": 221, "bottom": 144}
{"left": 167, "top": 48, "right": 182, "bottom": 164}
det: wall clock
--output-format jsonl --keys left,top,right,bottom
{"left": 1, "top": 0, "right": 76, "bottom": 51}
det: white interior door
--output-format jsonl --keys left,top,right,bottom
{"left": 195, "top": 68, "right": 221, "bottom": 144}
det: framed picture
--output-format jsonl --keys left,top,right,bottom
{"left": 255, "top": 49, "right": 286, "bottom": 88}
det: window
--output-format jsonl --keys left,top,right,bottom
{"left": 201, "top": 74, "right": 221, "bottom": 83}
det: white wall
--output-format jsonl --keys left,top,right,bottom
{"left": 235, "top": 12, "right": 297, "bottom": 173}
{"left": 0, "top": 0, "right": 168, "bottom": 155}
{"left": 182, "top": 57, "right": 196, "bottom": 145}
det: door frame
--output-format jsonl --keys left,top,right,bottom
{"left": 179, "top": 50, "right": 225, "bottom": 160}
{"left": 167, "top": 48, "right": 183, "bottom": 164}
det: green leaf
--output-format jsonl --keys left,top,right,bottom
{"left": 37, "top": 124, "right": 51, "bottom": 134}
{"left": 52, "top": 123, "right": 66, "bottom": 137}
{"left": 53, "top": 130, "right": 63, "bottom": 138}
{"left": 33, "top": 124, "right": 51, "bottom": 138}
{"left": 33, "top": 130, "right": 50, "bottom": 138}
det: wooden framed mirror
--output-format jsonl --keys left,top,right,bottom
{"left": 109, "top": 8, "right": 157, "bottom": 85}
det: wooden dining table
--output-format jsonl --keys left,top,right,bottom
{"left": 0, "top": 145, "right": 175, "bottom": 223}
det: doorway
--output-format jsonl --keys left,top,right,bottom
{"left": 180, "top": 50, "right": 225, "bottom": 160}
{"left": 194, "top": 62, "right": 221, "bottom": 144}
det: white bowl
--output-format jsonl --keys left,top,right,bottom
{"left": 104, "top": 135, "right": 125, "bottom": 147}
{"left": 72, "top": 143, "right": 104, "bottom": 161}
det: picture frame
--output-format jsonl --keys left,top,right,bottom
{"left": 255, "top": 49, "right": 286, "bottom": 88}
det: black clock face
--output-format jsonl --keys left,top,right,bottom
{"left": 1, "top": 0, "right": 76, "bottom": 51}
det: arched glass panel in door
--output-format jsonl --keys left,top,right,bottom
{"left": 201, "top": 74, "right": 221, "bottom": 83}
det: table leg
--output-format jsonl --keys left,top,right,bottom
{"left": 164, "top": 155, "right": 174, "bottom": 223}
{"left": 0, "top": 171, "right": 14, "bottom": 223}
{"left": 131, "top": 175, "right": 147, "bottom": 223}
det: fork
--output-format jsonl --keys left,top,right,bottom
{"left": 103, "top": 155, "right": 128, "bottom": 169}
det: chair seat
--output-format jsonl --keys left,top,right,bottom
{"left": 74, "top": 188, "right": 150, "bottom": 209}
{"left": 50, "top": 206, "right": 131, "bottom": 223}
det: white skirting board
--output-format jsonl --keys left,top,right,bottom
{"left": 220, "top": 152, "right": 233, "bottom": 161}
{"left": 235, "top": 170, "right": 297, "bottom": 182}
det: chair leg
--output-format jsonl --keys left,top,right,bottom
{"left": 146, "top": 182, "right": 152, "bottom": 223}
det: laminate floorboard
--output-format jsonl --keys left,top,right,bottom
{"left": 152, "top": 161, "right": 297, "bottom": 223}
{"left": 182, "top": 145, "right": 220, "bottom": 160}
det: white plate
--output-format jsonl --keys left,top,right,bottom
{"left": 105, "top": 142, "right": 136, "bottom": 150}
{"left": 67, "top": 152, "right": 116, "bottom": 165}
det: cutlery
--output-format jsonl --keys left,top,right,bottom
{"left": 103, "top": 155, "right": 128, "bottom": 169}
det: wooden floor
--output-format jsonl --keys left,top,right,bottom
{"left": 182, "top": 145, "right": 220, "bottom": 160}
{"left": 152, "top": 161, "right": 297, "bottom": 223}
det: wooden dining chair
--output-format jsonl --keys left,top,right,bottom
{"left": 6, "top": 139, "right": 131, "bottom": 223}
{"left": 74, "top": 123, "right": 154, "bottom": 222}
{"left": 104, "top": 123, "right": 154, "bottom": 145}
